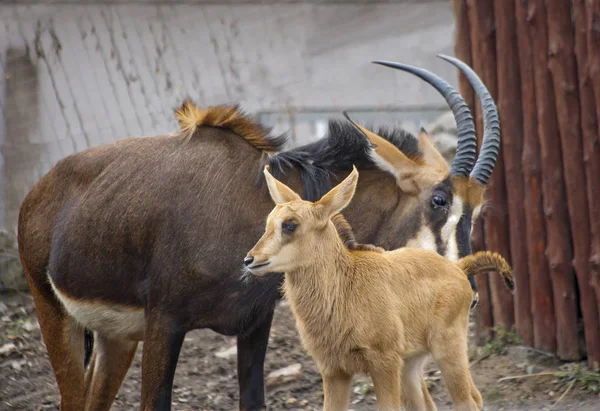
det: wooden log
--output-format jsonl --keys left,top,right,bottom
{"left": 493, "top": 0, "right": 533, "bottom": 346}
{"left": 468, "top": 0, "right": 515, "bottom": 330}
{"left": 528, "top": 0, "right": 581, "bottom": 360}
{"left": 452, "top": 0, "right": 493, "bottom": 344}
{"left": 585, "top": 0, "right": 600, "bottom": 325}
{"left": 550, "top": 0, "right": 600, "bottom": 369}
{"left": 514, "top": 0, "right": 556, "bottom": 355}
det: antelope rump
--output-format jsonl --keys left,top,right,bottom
{"left": 17, "top": 55, "right": 501, "bottom": 411}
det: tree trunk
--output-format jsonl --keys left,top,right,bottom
{"left": 585, "top": 0, "right": 600, "bottom": 332}
{"left": 514, "top": 0, "right": 556, "bottom": 355}
{"left": 548, "top": 0, "right": 600, "bottom": 369}
{"left": 493, "top": 0, "right": 532, "bottom": 346}
{"left": 528, "top": 0, "right": 581, "bottom": 360}
{"left": 467, "top": 0, "right": 515, "bottom": 331}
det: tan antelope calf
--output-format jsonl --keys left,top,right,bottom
{"left": 245, "top": 166, "right": 514, "bottom": 411}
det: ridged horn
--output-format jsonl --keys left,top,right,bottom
{"left": 372, "top": 60, "right": 477, "bottom": 177}
{"left": 437, "top": 54, "right": 501, "bottom": 185}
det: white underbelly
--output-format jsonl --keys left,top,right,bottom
{"left": 49, "top": 276, "right": 145, "bottom": 341}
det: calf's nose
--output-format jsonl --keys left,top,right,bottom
{"left": 244, "top": 256, "right": 254, "bottom": 267}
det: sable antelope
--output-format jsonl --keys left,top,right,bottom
{"left": 245, "top": 165, "right": 514, "bottom": 411}
{"left": 17, "top": 55, "right": 500, "bottom": 411}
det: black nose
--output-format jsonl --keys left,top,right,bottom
{"left": 244, "top": 256, "right": 254, "bottom": 267}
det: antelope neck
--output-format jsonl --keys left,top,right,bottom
{"left": 283, "top": 226, "right": 354, "bottom": 322}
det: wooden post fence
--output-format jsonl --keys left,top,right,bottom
{"left": 453, "top": 0, "right": 600, "bottom": 369}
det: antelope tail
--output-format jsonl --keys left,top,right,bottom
{"left": 457, "top": 251, "right": 514, "bottom": 292}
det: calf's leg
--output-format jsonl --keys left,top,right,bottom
{"left": 321, "top": 370, "right": 353, "bottom": 411}
{"left": 431, "top": 327, "right": 481, "bottom": 411}
{"left": 237, "top": 309, "right": 275, "bottom": 411}
{"left": 371, "top": 355, "right": 403, "bottom": 411}
{"left": 401, "top": 355, "right": 437, "bottom": 411}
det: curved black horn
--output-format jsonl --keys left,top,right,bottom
{"left": 372, "top": 60, "right": 477, "bottom": 177}
{"left": 437, "top": 55, "right": 500, "bottom": 185}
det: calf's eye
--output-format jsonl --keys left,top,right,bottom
{"left": 282, "top": 221, "right": 297, "bottom": 233}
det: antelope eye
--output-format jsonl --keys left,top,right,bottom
{"left": 282, "top": 221, "right": 297, "bottom": 233}
{"left": 431, "top": 195, "right": 447, "bottom": 208}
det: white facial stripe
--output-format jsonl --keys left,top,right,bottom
{"left": 471, "top": 204, "right": 482, "bottom": 236}
{"left": 441, "top": 195, "right": 464, "bottom": 261}
{"left": 472, "top": 204, "right": 482, "bottom": 221}
{"left": 405, "top": 225, "right": 436, "bottom": 252}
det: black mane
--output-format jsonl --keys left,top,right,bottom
{"left": 264, "top": 120, "right": 421, "bottom": 201}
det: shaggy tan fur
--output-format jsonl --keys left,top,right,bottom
{"left": 174, "top": 98, "right": 281, "bottom": 153}
{"left": 246, "top": 166, "right": 514, "bottom": 411}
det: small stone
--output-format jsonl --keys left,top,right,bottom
{"left": 300, "top": 400, "right": 308, "bottom": 406}
{"left": 22, "top": 321, "right": 39, "bottom": 332}
{"left": 286, "top": 398, "right": 297, "bottom": 404}
{"left": 0, "top": 342, "right": 16, "bottom": 355}
{"left": 11, "top": 360, "right": 22, "bottom": 370}
{"left": 526, "top": 365, "right": 538, "bottom": 375}
{"left": 214, "top": 345, "right": 237, "bottom": 359}
{"left": 548, "top": 390, "right": 555, "bottom": 397}
{"left": 266, "top": 363, "right": 302, "bottom": 387}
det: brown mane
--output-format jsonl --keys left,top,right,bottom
{"left": 174, "top": 98, "right": 286, "bottom": 153}
{"left": 331, "top": 213, "right": 384, "bottom": 253}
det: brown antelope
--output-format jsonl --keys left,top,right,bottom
{"left": 17, "top": 55, "right": 500, "bottom": 410}
{"left": 245, "top": 165, "right": 514, "bottom": 411}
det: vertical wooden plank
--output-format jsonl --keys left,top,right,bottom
{"left": 514, "top": 0, "right": 556, "bottom": 355}
{"left": 548, "top": 0, "right": 600, "bottom": 368}
{"left": 452, "top": 0, "right": 493, "bottom": 344}
{"left": 528, "top": 0, "right": 581, "bottom": 360}
{"left": 468, "top": 0, "right": 515, "bottom": 330}
{"left": 493, "top": 0, "right": 533, "bottom": 345}
{"left": 585, "top": 0, "right": 600, "bottom": 323}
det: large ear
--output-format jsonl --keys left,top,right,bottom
{"left": 317, "top": 166, "right": 359, "bottom": 218}
{"left": 418, "top": 127, "right": 450, "bottom": 173}
{"left": 343, "top": 112, "right": 444, "bottom": 194}
{"left": 263, "top": 166, "right": 301, "bottom": 204}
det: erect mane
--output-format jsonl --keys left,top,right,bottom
{"left": 265, "top": 119, "right": 422, "bottom": 201}
{"left": 331, "top": 214, "right": 385, "bottom": 253}
{"left": 174, "top": 98, "right": 287, "bottom": 153}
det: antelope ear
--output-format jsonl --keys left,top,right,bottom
{"left": 263, "top": 166, "right": 301, "bottom": 205}
{"left": 418, "top": 127, "right": 450, "bottom": 173}
{"left": 343, "top": 112, "right": 440, "bottom": 194}
{"left": 317, "top": 166, "right": 359, "bottom": 218}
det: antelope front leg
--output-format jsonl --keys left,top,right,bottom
{"left": 371, "top": 357, "right": 403, "bottom": 411}
{"left": 321, "top": 370, "right": 352, "bottom": 411}
{"left": 139, "top": 314, "right": 186, "bottom": 411}
{"left": 237, "top": 309, "right": 275, "bottom": 411}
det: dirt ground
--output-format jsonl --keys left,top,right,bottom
{"left": 1, "top": 290, "right": 599, "bottom": 411}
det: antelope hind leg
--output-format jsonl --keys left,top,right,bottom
{"left": 28, "top": 283, "right": 86, "bottom": 411}
{"left": 401, "top": 355, "right": 437, "bottom": 411}
{"left": 431, "top": 328, "right": 481, "bottom": 411}
{"left": 84, "top": 332, "right": 138, "bottom": 411}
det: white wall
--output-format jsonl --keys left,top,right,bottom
{"left": 0, "top": 1, "right": 456, "bottom": 232}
